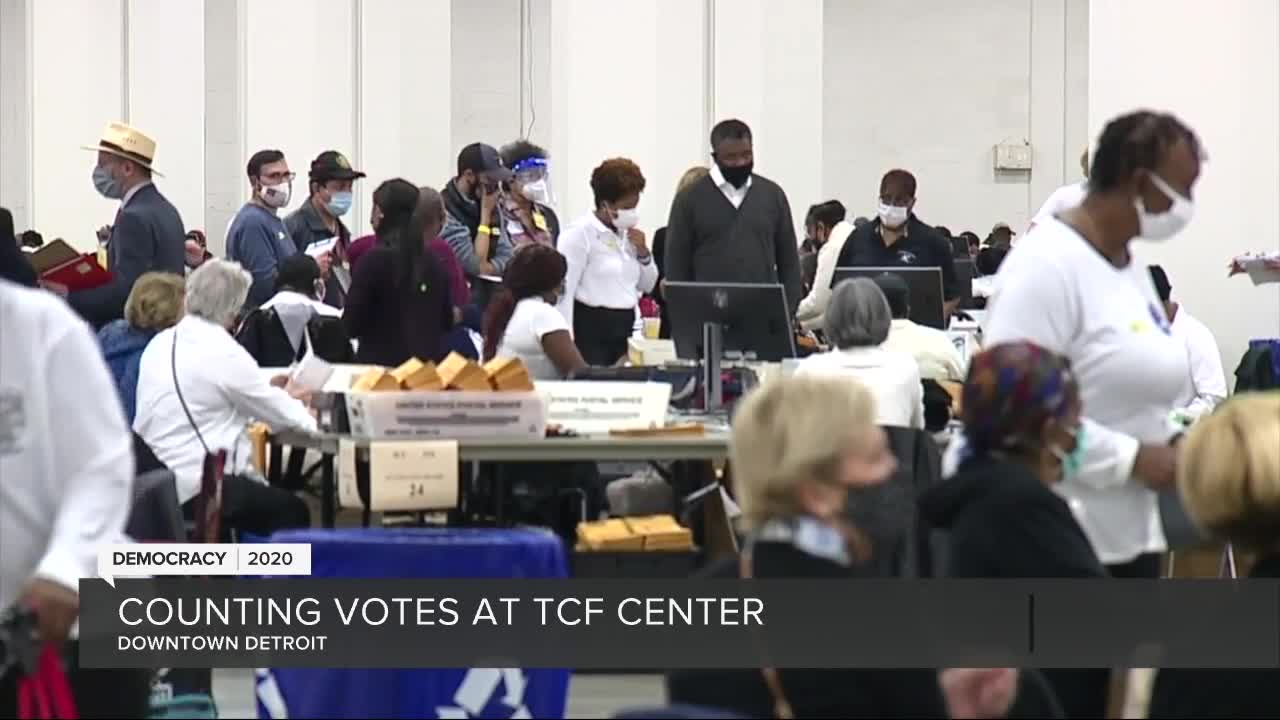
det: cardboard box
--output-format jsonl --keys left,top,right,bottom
{"left": 351, "top": 368, "right": 400, "bottom": 392}
{"left": 391, "top": 358, "right": 443, "bottom": 391}
{"left": 484, "top": 357, "right": 535, "bottom": 392}
{"left": 439, "top": 353, "right": 491, "bottom": 391}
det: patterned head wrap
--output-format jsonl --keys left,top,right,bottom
{"left": 961, "top": 341, "right": 1079, "bottom": 453}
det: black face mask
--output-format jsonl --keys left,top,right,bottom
{"left": 717, "top": 161, "right": 753, "bottom": 190}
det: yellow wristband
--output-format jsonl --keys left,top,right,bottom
{"left": 477, "top": 226, "right": 493, "bottom": 236}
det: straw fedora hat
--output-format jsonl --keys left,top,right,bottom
{"left": 82, "top": 122, "right": 162, "bottom": 176}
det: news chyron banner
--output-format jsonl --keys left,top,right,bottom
{"left": 81, "top": 545, "right": 1280, "bottom": 669}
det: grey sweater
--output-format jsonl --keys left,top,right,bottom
{"left": 664, "top": 175, "right": 802, "bottom": 314}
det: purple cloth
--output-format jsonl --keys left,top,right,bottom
{"left": 349, "top": 234, "right": 469, "bottom": 307}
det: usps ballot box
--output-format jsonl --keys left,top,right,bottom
{"left": 343, "top": 391, "right": 546, "bottom": 440}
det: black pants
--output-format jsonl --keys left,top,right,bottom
{"left": 0, "top": 642, "right": 151, "bottom": 719}
{"left": 183, "top": 474, "right": 311, "bottom": 540}
{"left": 573, "top": 302, "right": 634, "bottom": 367}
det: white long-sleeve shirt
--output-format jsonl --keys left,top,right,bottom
{"left": 984, "top": 218, "right": 1188, "bottom": 564}
{"left": 1169, "top": 305, "right": 1227, "bottom": 420}
{"left": 794, "top": 346, "right": 925, "bottom": 429}
{"left": 882, "top": 318, "right": 966, "bottom": 382}
{"left": 557, "top": 213, "right": 659, "bottom": 327}
{"left": 796, "top": 221, "right": 856, "bottom": 330}
{"left": 134, "top": 315, "right": 317, "bottom": 503}
{"left": 1, "top": 281, "right": 134, "bottom": 609}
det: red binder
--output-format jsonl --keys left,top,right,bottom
{"left": 28, "top": 239, "right": 113, "bottom": 292}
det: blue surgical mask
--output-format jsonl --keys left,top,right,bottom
{"left": 1050, "top": 424, "right": 1087, "bottom": 481}
{"left": 93, "top": 165, "right": 124, "bottom": 200}
{"left": 326, "top": 191, "right": 353, "bottom": 217}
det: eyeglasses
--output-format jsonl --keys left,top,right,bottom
{"left": 261, "top": 171, "right": 297, "bottom": 183}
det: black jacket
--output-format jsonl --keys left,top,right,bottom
{"left": 918, "top": 455, "right": 1105, "bottom": 579}
{"left": 284, "top": 199, "right": 351, "bottom": 309}
{"left": 236, "top": 308, "right": 355, "bottom": 367}
{"left": 919, "top": 455, "right": 1106, "bottom": 719}
{"left": 0, "top": 207, "right": 38, "bottom": 287}
{"left": 1147, "top": 554, "right": 1280, "bottom": 719}
{"left": 668, "top": 539, "right": 1064, "bottom": 719}
{"left": 668, "top": 540, "right": 951, "bottom": 719}
{"left": 68, "top": 184, "right": 186, "bottom": 328}
{"left": 343, "top": 244, "right": 454, "bottom": 366}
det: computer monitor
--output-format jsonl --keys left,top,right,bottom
{"left": 954, "top": 259, "right": 976, "bottom": 309}
{"left": 831, "top": 266, "right": 946, "bottom": 330}
{"left": 664, "top": 282, "right": 797, "bottom": 362}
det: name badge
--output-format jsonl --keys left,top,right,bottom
{"left": 533, "top": 212, "right": 549, "bottom": 232}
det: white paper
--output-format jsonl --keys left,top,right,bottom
{"left": 1233, "top": 253, "right": 1280, "bottom": 285}
{"left": 367, "top": 441, "right": 460, "bottom": 511}
{"left": 337, "top": 438, "right": 359, "bottom": 509}
{"left": 290, "top": 339, "right": 335, "bottom": 392}
{"left": 535, "top": 381, "right": 671, "bottom": 434}
{"left": 476, "top": 274, "right": 503, "bottom": 284}
{"left": 305, "top": 236, "right": 338, "bottom": 258}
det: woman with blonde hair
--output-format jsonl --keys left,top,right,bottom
{"left": 1148, "top": 391, "right": 1280, "bottom": 719}
{"left": 648, "top": 166, "right": 710, "bottom": 339}
{"left": 97, "top": 271, "right": 185, "bottom": 422}
{"left": 668, "top": 375, "right": 1021, "bottom": 719}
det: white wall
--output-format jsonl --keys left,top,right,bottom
{"left": 6, "top": 0, "right": 1096, "bottom": 252}
{"left": 243, "top": 0, "right": 356, "bottom": 230}
{"left": 716, "top": 0, "right": 823, "bottom": 235}
{"left": 1090, "top": 0, "right": 1280, "bottom": 377}
{"left": 127, "top": 0, "right": 205, "bottom": 240}
{"left": 0, "top": 0, "right": 32, "bottom": 232}
{"left": 547, "top": 0, "right": 707, "bottom": 230}
{"left": 823, "top": 0, "right": 1089, "bottom": 236}
{"left": 359, "top": 0, "right": 452, "bottom": 237}
{"left": 30, "top": 0, "right": 124, "bottom": 249}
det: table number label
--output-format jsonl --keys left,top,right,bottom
{"left": 337, "top": 438, "right": 359, "bottom": 509}
{"left": 368, "top": 440, "right": 460, "bottom": 511}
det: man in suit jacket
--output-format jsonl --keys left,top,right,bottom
{"left": 64, "top": 122, "right": 185, "bottom": 328}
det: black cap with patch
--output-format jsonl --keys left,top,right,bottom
{"left": 456, "top": 143, "right": 513, "bottom": 181}
{"left": 309, "top": 151, "right": 366, "bottom": 182}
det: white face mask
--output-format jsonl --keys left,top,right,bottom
{"left": 613, "top": 207, "right": 641, "bottom": 231}
{"left": 1135, "top": 173, "right": 1194, "bottom": 242}
{"left": 877, "top": 201, "right": 909, "bottom": 229}
{"left": 261, "top": 181, "right": 292, "bottom": 209}
{"left": 521, "top": 179, "right": 552, "bottom": 206}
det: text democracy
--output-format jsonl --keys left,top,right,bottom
{"left": 116, "top": 596, "right": 765, "bottom": 628}
{"left": 113, "top": 550, "right": 228, "bottom": 566}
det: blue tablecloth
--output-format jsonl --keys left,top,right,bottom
{"left": 253, "top": 528, "right": 569, "bottom": 719}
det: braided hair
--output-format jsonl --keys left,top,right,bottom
{"left": 481, "top": 244, "right": 568, "bottom": 360}
{"left": 1088, "top": 110, "right": 1200, "bottom": 192}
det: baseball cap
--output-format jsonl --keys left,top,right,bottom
{"left": 457, "top": 143, "right": 513, "bottom": 181}
{"left": 991, "top": 222, "right": 1016, "bottom": 235}
{"left": 309, "top": 151, "right": 366, "bottom": 183}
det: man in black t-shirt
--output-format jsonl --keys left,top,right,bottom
{"left": 836, "top": 169, "right": 960, "bottom": 316}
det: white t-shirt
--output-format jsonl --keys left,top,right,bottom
{"left": 1029, "top": 181, "right": 1088, "bottom": 231}
{"left": 984, "top": 218, "right": 1188, "bottom": 564}
{"left": 1169, "top": 306, "right": 1227, "bottom": 419}
{"left": 497, "top": 298, "right": 572, "bottom": 380}
{"left": 0, "top": 281, "right": 134, "bottom": 609}
{"left": 794, "top": 346, "right": 925, "bottom": 428}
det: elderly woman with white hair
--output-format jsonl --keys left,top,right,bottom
{"left": 795, "top": 277, "right": 925, "bottom": 428}
{"left": 134, "top": 259, "right": 316, "bottom": 536}
{"left": 667, "top": 376, "right": 1022, "bottom": 719}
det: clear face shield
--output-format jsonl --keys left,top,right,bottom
{"left": 511, "top": 157, "right": 553, "bottom": 207}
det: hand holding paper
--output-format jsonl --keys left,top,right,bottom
{"left": 1229, "top": 252, "right": 1280, "bottom": 285}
